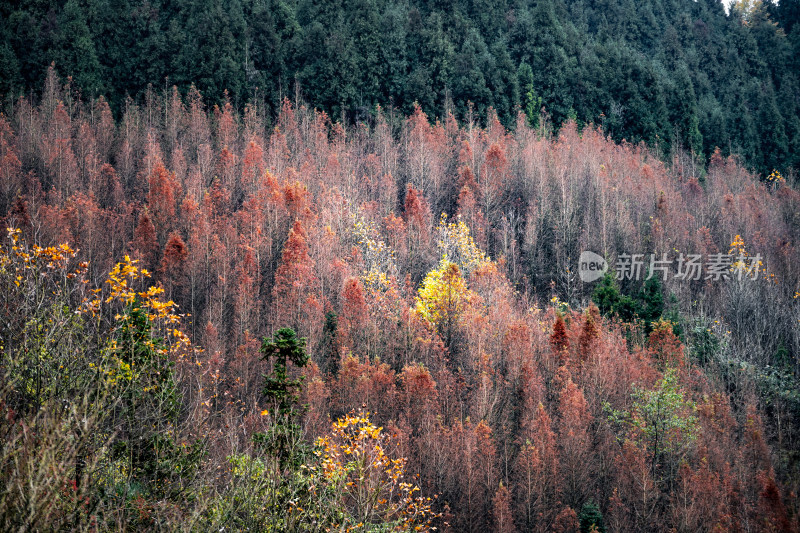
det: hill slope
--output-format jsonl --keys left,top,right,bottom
{"left": 2, "top": 0, "right": 799, "bottom": 175}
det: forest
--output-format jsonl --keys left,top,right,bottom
{"left": 1, "top": 0, "right": 800, "bottom": 176}
{"left": 0, "top": 0, "right": 799, "bottom": 531}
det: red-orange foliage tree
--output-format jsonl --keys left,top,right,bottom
{"left": 515, "top": 402, "right": 559, "bottom": 532}
{"left": 0, "top": 113, "right": 22, "bottom": 214}
{"left": 147, "top": 161, "right": 179, "bottom": 238}
{"left": 339, "top": 276, "right": 369, "bottom": 357}
{"left": 131, "top": 211, "right": 159, "bottom": 271}
{"left": 557, "top": 377, "right": 593, "bottom": 508}
{"left": 493, "top": 483, "right": 516, "bottom": 533}
{"left": 161, "top": 232, "right": 188, "bottom": 302}
{"left": 272, "top": 219, "right": 319, "bottom": 337}
{"left": 551, "top": 312, "right": 569, "bottom": 367}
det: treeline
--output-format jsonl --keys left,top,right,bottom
{"left": 0, "top": 72, "right": 799, "bottom": 530}
{"left": 1, "top": 0, "right": 799, "bottom": 176}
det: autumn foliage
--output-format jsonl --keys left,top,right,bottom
{"left": 0, "top": 73, "right": 798, "bottom": 531}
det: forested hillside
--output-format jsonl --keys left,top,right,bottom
{"left": 2, "top": 0, "right": 800, "bottom": 530}
{"left": 1, "top": 67, "right": 799, "bottom": 530}
{"left": 1, "top": 0, "right": 800, "bottom": 176}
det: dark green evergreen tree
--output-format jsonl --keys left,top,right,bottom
{"left": 320, "top": 310, "right": 339, "bottom": 376}
{"left": 667, "top": 66, "right": 703, "bottom": 157}
{"left": 244, "top": 0, "right": 298, "bottom": 106}
{"left": 254, "top": 328, "right": 310, "bottom": 468}
{"left": 592, "top": 272, "right": 639, "bottom": 322}
{"left": 0, "top": 38, "right": 21, "bottom": 98}
{"left": 638, "top": 273, "right": 665, "bottom": 333}
{"left": 53, "top": 0, "right": 103, "bottom": 96}
{"left": 2, "top": 0, "right": 799, "bottom": 175}
{"left": 349, "top": 0, "right": 384, "bottom": 111}
{"left": 109, "top": 300, "right": 202, "bottom": 501}
{"left": 579, "top": 499, "right": 606, "bottom": 533}
{"left": 380, "top": 5, "right": 410, "bottom": 109}
{"left": 260, "top": 328, "right": 309, "bottom": 418}
{"left": 518, "top": 62, "right": 542, "bottom": 128}
{"left": 487, "top": 38, "right": 519, "bottom": 125}
{"left": 452, "top": 28, "right": 492, "bottom": 118}
{"left": 296, "top": 18, "right": 358, "bottom": 118}
{"left": 756, "top": 81, "right": 789, "bottom": 174}
{"left": 174, "top": 0, "right": 246, "bottom": 105}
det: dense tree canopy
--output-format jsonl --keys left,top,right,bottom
{"left": 2, "top": 0, "right": 800, "bottom": 176}
{"left": 1, "top": 8, "right": 799, "bottom": 527}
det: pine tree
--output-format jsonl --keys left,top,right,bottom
{"left": 53, "top": 0, "right": 103, "bottom": 96}
{"left": 255, "top": 328, "right": 310, "bottom": 467}
{"left": 578, "top": 500, "right": 606, "bottom": 533}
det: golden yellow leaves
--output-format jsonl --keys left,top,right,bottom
{"left": 104, "top": 255, "right": 150, "bottom": 306}
{"left": 415, "top": 260, "right": 472, "bottom": 328}
{"left": 6, "top": 226, "right": 20, "bottom": 242}
{"left": 97, "top": 255, "right": 190, "bottom": 351}
{"left": 3, "top": 230, "right": 192, "bottom": 359}
{"left": 413, "top": 216, "right": 494, "bottom": 343}
{"left": 728, "top": 234, "right": 771, "bottom": 282}
{"left": 310, "top": 412, "right": 438, "bottom": 531}
{"left": 765, "top": 169, "right": 785, "bottom": 188}
{"left": 1, "top": 230, "right": 192, "bottom": 392}
{"left": 728, "top": 235, "right": 747, "bottom": 257}
{"left": 4, "top": 227, "right": 81, "bottom": 274}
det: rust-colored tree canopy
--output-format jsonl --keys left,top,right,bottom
{"left": 0, "top": 74, "right": 798, "bottom": 531}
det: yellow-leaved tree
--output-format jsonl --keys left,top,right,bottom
{"left": 311, "top": 411, "right": 439, "bottom": 531}
{"left": 415, "top": 260, "right": 473, "bottom": 348}
{"left": 415, "top": 214, "right": 490, "bottom": 348}
{"left": 0, "top": 228, "right": 201, "bottom": 530}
